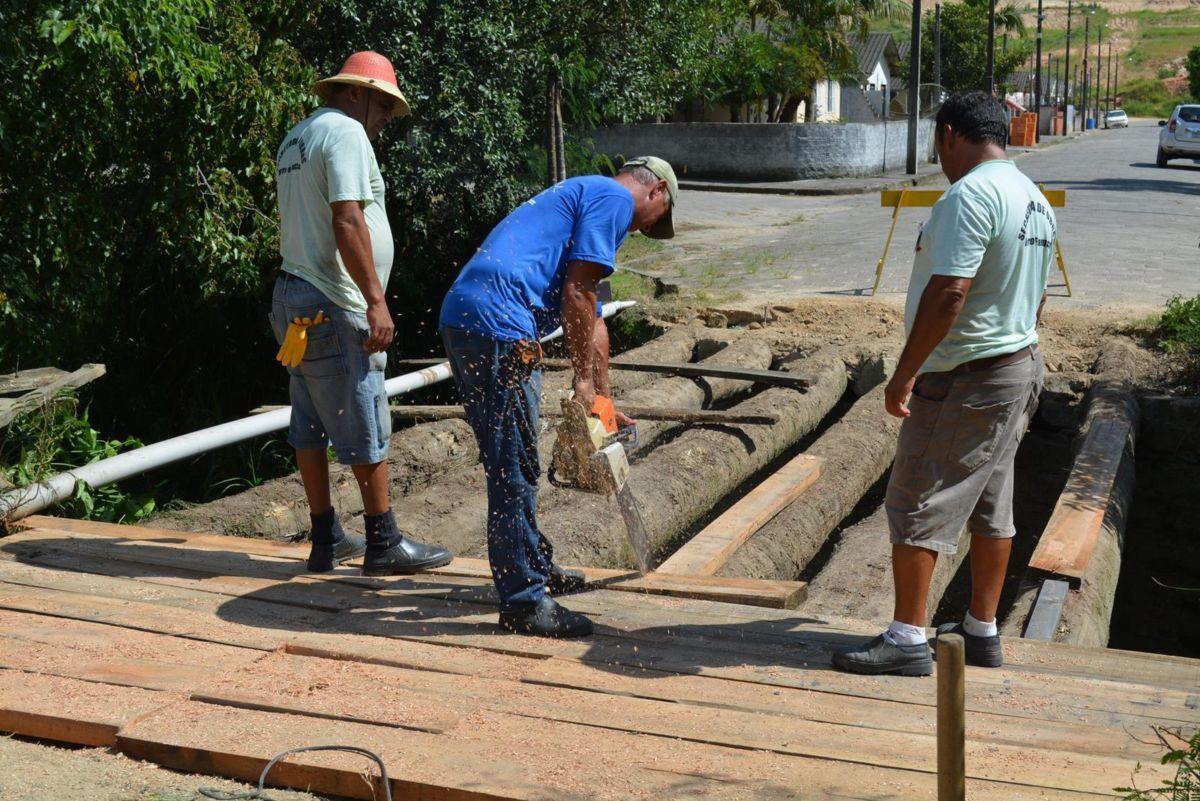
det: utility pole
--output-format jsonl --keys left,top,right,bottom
{"left": 907, "top": 0, "right": 923, "bottom": 174}
{"left": 1064, "top": 0, "right": 1073, "bottom": 125}
{"left": 986, "top": 0, "right": 997, "bottom": 94}
{"left": 1114, "top": 51, "right": 1120, "bottom": 108}
{"left": 1035, "top": 0, "right": 1045, "bottom": 142}
{"left": 1099, "top": 21, "right": 1104, "bottom": 126}
{"left": 934, "top": 3, "right": 942, "bottom": 93}
{"left": 1106, "top": 41, "right": 1113, "bottom": 115}
{"left": 1082, "top": 13, "right": 1090, "bottom": 129}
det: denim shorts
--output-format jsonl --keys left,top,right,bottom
{"left": 885, "top": 348, "right": 1044, "bottom": 554}
{"left": 269, "top": 273, "right": 390, "bottom": 465}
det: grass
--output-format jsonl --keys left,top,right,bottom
{"left": 609, "top": 269, "right": 659, "bottom": 301}
{"left": 1120, "top": 76, "right": 1187, "bottom": 118}
{"left": 616, "top": 232, "right": 666, "bottom": 264}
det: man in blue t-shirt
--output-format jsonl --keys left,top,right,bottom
{"left": 439, "top": 157, "right": 677, "bottom": 637}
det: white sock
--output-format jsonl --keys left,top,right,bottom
{"left": 882, "top": 620, "right": 927, "bottom": 646}
{"left": 963, "top": 610, "right": 998, "bottom": 638}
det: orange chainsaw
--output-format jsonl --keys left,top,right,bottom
{"left": 548, "top": 396, "right": 650, "bottom": 573}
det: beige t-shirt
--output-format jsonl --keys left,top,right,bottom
{"left": 275, "top": 108, "right": 393, "bottom": 313}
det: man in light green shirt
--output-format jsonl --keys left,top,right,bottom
{"left": 835, "top": 92, "right": 1054, "bottom": 677}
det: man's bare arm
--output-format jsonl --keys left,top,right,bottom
{"left": 331, "top": 200, "right": 393, "bottom": 353}
{"left": 885, "top": 274, "right": 973, "bottom": 418}
{"left": 561, "top": 260, "right": 606, "bottom": 410}
{"left": 1037, "top": 291, "right": 1048, "bottom": 326}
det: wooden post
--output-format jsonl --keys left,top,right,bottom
{"left": 937, "top": 633, "right": 966, "bottom": 801}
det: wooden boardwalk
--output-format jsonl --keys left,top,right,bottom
{"left": 0, "top": 516, "right": 1197, "bottom": 800}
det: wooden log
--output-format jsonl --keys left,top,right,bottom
{"left": 397, "top": 356, "right": 815, "bottom": 389}
{"left": 937, "top": 634, "right": 967, "bottom": 801}
{"left": 146, "top": 326, "right": 701, "bottom": 539}
{"left": 657, "top": 454, "right": 822, "bottom": 576}
{"left": 251, "top": 404, "right": 779, "bottom": 426}
{"left": 802, "top": 506, "right": 969, "bottom": 623}
{"left": 375, "top": 336, "right": 779, "bottom": 559}
{"left": 1003, "top": 379, "right": 1139, "bottom": 647}
{"left": 719, "top": 374, "right": 902, "bottom": 581}
{"left": 541, "top": 348, "right": 848, "bottom": 568}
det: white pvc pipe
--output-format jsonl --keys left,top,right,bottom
{"left": 0, "top": 300, "right": 636, "bottom": 521}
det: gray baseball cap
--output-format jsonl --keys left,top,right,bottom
{"left": 623, "top": 155, "right": 677, "bottom": 239}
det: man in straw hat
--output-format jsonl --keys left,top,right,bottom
{"left": 270, "top": 51, "right": 452, "bottom": 576}
{"left": 439, "top": 157, "right": 678, "bottom": 637}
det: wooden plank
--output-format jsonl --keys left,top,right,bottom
{"left": 658, "top": 454, "right": 822, "bottom": 576}
{"left": 2, "top": 554, "right": 1195, "bottom": 732}
{"left": 12, "top": 519, "right": 807, "bottom": 609}
{"left": 0, "top": 367, "right": 68, "bottom": 395}
{"left": 395, "top": 357, "right": 815, "bottom": 389}
{"left": 0, "top": 363, "right": 106, "bottom": 428}
{"left": 8, "top": 518, "right": 1200, "bottom": 692}
{"left": 1024, "top": 579, "right": 1070, "bottom": 640}
{"left": 881, "top": 189, "right": 1066, "bottom": 208}
{"left": 0, "top": 668, "right": 168, "bottom": 747}
{"left": 1029, "top": 417, "right": 1132, "bottom": 580}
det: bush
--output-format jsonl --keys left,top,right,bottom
{"left": 1159, "top": 295, "right": 1200, "bottom": 355}
{"left": 1, "top": 394, "right": 155, "bottom": 522}
{"left": 1116, "top": 726, "right": 1199, "bottom": 800}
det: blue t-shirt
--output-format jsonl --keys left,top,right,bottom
{"left": 440, "top": 176, "right": 634, "bottom": 340}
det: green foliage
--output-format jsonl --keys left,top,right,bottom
{"left": 0, "top": 394, "right": 155, "bottom": 522}
{"left": 0, "top": 0, "right": 316, "bottom": 450}
{"left": 1121, "top": 77, "right": 1185, "bottom": 119}
{"left": 1188, "top": 45, "right": 1200, "bottom": 101}
{"left": 1159, "top": 295, "right": 1200, "bottom": 356}
{"left": 1115, "top": 727, "right": 1200, "bottom": 800}
{"left": 903, "top": 2, "right": 1030, "bottom": 92}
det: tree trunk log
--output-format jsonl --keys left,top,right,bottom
{"left": 1001, "top": 379, "right": 1139, "bottom": 647}
{"left": 366, "top": 335, "right": 777, "bottom": 557}
{"left": 802, "top": 504, "right": 969, "bottom": 624}
{"left": 147, "top": 326, "right": 701, "bottom": 539}
{"left": 718, "top": 376, "right": 902, "bottom": 581}
{"left": 542, "top": 347, "right": 848, "bottom": 568}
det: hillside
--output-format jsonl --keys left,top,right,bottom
{"left": 872, "top": 0, "right": 1198, "bottom": 115}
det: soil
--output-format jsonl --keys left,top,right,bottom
{"left": 0, "top": 734, "right": 326, "bottom": 801}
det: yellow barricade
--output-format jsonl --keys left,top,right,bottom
{"left": 872, "top": 187, "right": 1072, "bottom": 297}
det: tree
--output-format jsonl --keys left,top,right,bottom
{"left": 1188, "top": 45, "right": 1200, "bottom": 102}
{"left": 904, "top": 2, "right": 1030, "bottom": 93}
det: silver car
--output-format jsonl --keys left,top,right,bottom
{"left": 1157, "top": 104, "right": 1200, "bottom": 167}
{"left": 1104, "top": 109, "right": 1128, "bottom": 129}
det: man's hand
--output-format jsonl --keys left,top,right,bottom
{"left": 364, "top": 299, "right": 394, "bottom": 353}
{"left": 615, "top": 410, "right": 636, "bottom": 429}
{"left": 885, "top": 373, "right": 916, "bottom": 418}
{"left": 573, "top": 376, "right": 597, "bottom": 412}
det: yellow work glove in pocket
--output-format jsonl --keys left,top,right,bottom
{"left": 275, "top": 311, "right": 326, "bottom": 368}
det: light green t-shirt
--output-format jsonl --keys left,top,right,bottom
{"left": 905, "top": 159, "right": 1056, "bottom": 374}
{"left": 275, "top": 108, "right": 393, "bottom": 313}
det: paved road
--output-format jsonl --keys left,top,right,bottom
{"left": 666, "top": 120, "right": 1199, "bottom": 309}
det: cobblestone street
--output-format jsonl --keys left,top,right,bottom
{"left": 668, "top": 120, "right": 1200, "bottom": 310}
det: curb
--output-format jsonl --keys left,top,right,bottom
{"left": 679, "top": 170, "right": 944, "bottom": 197}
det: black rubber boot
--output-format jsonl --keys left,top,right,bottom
{"left": 306, "top": 511, "right": 366, "bottom": 573}
{"left": 832, "top": 634, "right": 933, "bottom": 676}
{"left": 361, "top": 509, "right": 453, "bottom": 576}
{"left": 498, "top": 596, "right": 593, "bottom": 638}
{"left": 546, "top": 563, "right": 587, "bottom": 595}
{"left": 936, "top": 622, "right": 1004, "bottom": 668}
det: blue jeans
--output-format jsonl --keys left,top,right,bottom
{"left": 441, "top": 327, "right": 552, "bottom": 610}
{"left": 270, "top": 273, "right": 390, "bottom": 465}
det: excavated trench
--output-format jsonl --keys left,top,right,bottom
{"left": 150, "top": 310, "right": 1198, "bottom": 658}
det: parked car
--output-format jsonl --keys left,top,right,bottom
{"left": 1157, "top": 104, "right": 1200, "bottom": 167}
{"left": 1103, "top": 109, "right": 1128, "bottom": 129}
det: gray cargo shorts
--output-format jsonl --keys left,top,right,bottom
{"left": 885, "top": 347, "right": 1044, "bottom": 554}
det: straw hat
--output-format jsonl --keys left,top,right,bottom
{"left": 315, "top": 51, "right": 411, "bottom": 117}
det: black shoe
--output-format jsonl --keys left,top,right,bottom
{"left": 498, "top": 596, "right": 593, "bottom": 638}
{"left": 832, "top": 634, "right": 933, "bottom": 676}
{"left": 547, "top": 563, "right": 587, "bottom": 595}
{"left": 935, "top": 622, "right": 1003, "bottom": 668}
{"left": 361, "top": 536, "right": 453, "bottom": 576}
{"left": 306, "top": 511, "right": 367, "bottom": 573}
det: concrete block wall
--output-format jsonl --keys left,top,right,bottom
{"left": 589, "top": 119, "right": 935, "bottom": 180}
